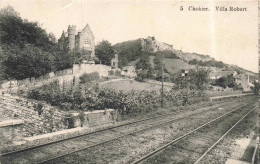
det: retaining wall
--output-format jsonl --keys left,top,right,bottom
{"left": 1, "top": 94, "right": 116, "bottom": 139}
{"left": 0, "top": 119, "right": 24, "bottom": 146}
{"left": 1, "top": 94, "right": 67, "bottom": 137}
{"left": 204, "top": 90, "right": 242, "bottom": 97}
{"left": 1, "top": 64, "right": 112, "bottom": 94}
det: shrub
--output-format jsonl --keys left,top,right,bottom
{"left": 79, "top": 72, "right": 100, "bottom": 84}
{"left": 33, "top": 103, "right": 43, "bottom": 115}
{"left": 26, "top": 81, "right": 209, "bottom": 114}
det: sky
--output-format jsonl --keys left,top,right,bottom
{"left": 0, "top": 0, "right": 258, "bottom": 72}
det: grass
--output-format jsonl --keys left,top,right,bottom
{"left": 99, "top": 79, "right": 172, "bottom": 91}
{"left": 149, "top": 56, "right": 194, "bottom": 74}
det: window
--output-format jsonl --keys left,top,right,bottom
{"left": 84, "top": 40, "right": 91, "bottom": 48}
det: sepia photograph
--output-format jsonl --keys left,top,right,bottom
{"left": 0, "top": 0, "right": 259, "bottom": 163}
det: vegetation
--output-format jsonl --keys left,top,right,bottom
{"left": 100, "top": 79, "right": 172, "bottom": 91}
{"left": 95, "top": 40, "right": 115, "bottom": 65}
{"left": 0, "top": 6, "right": 74, "bottom": 80}
{"left": 53, "top": 49, "right": 74, "bottom": 71}
{"left": 173, "top": 68, "right": 210, "bottom": 90}
{"left": 79, "top": 72, "right": 100, "bottom": 84}
{"left": 135, "top": 51, "right": 153, "bottom": 81}
{"left": 25, "top": 80, "right": 208, "bottom": 114}
{"left": 1, "top": 44, "right": 54, "bottom": 79}
{"left": 74, "top": 49, "right": 94, "bottom": 64}
{"left": 213, "top": 75, "right": 237, "bottom": 89}
{"left": 252, "top": 81, "right": 260, "bottom": 94}
{"left": 113, "top": 39, "right": 142, "bottom": 68}
{"left": 155, "top": 50, "right": 179, "bottom": 59}
{"left": 188, "top": 59, "right": 226, "bottom": 68}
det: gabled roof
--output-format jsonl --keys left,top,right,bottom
{"left": 234, "top": 74, "right": 244, "bottom": 79}
{"left": 123, "top": 65, "right": 135, "bottom": 71}
{"left": 81, "top": 24, "right": 95, "bottom": 39}
{"left": 209, "top": 71, "right": 236, "bottom": 77}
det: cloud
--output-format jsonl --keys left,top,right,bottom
{"left": 59, "top": 0, "right": 76, "bottom": 11}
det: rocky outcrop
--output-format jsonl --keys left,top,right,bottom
{"left": 140, "top": 36, "right": 173, "bottom": 53}
{"left": 140, "top": 36, "right": 212, "bottom": 62}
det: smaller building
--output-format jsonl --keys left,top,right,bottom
{"left": 111, "top": 54, "right": 119, "bottom": 69}
{"left": 234, "top": 74, "right": 251, "bottom": 91}
{"left": 210, "top": 85, "right": 225, "bottom": 91}
{"left": 121, "top": 66, "right": 136, "bottom": 78}
{"left": 209, "top": 71, "right": 237, "bottom": 79}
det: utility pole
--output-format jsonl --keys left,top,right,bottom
{"left": 161, "top": 53, "right": 164, "bottom": 108}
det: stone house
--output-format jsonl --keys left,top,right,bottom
{"left": 111, "top": 53, "right": 119, "bottom": 69}
{"left": 121, "top": 66, "right": 136, "bottom": 77}
{"left": 58, "top": 24, "right": 95, "bottom": 58}
{"left": 234, "top": 74, "right": 251, "bottom": 91}
{"left": 209, "top": 71, "right": 237, "bottom": 79}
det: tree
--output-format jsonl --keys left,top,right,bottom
{"left": 0, "top": 6, "right": 60, "bottom": 80}
{"left": 113, "top": 39, "right": 143, "bottom": 67}
{"left": 2, "top": 44, "right": 53, "bottom": 80}
{"left": 135, "top": 51, "right": 153, "bottom": 81}
{"left": 73, "top": 49, "right": 92, "bottom": 64}
{"left": 252, "top": 81, "right": 260, "bottom": 94}
{"left": 53, "top": 49, "right": 74, "bottom": 71}
{"left": 48, "top": 33, "right": 57, "bottom": 44}
{"left": 214, "top": 75, "right": 237, "bottom": 89}
{"left": 155, "top": 50, "right": 179, "bottom": 59}
{"left": 173, "top": 68, "right": 210, "bottom": 90}
{"left": 0, "top": 6, "right": 54, "bottom": 51}
{"left": 95, "top": 40, "right": 115, "bottom": 65}
{"left": 153, "top": 52, "right": 169, "bottom": 81}
{"left": 0, "top": 6, "right": 19, "bottom": 17}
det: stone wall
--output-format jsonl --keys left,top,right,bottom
{"left": 1, "top": 64, "right": 112, "bottom": 94}
{"left": 0, "top": 119, "right": 24, "bottom": 146}
{"left": 1, "top": 94, "right": 116, "bottom": 140}
{"left": 69, "top": 109, "right": 116, "bottom": 128}
{"left": 0, "top": 94, "right": 67, "bottom": 137}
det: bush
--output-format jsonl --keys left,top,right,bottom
{"left": 26, "top": 81, "right": 209, "bottom": 114}
{"left": 79, "top": 72, "right": 100, "bottom": 84}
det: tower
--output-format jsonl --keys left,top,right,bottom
{"left": 68, "top": 25, "right": 76, "bottom": 51}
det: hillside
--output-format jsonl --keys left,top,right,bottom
{"left": 149, "top": 56, "right": 195, "bottom": 74}
{"left": 113, "top": 36, "right": 215, "bottom": 68}
{"left": 113, "top": 39, "right": 142, "bottom": 67}
{"left": 113, "top": 36, "right": 257, "bottom": 77}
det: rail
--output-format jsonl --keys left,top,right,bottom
{"left": 0, "top": 99, "right": 236, "bottom": 157}
{"left": 131, "top": 104, "right": 254, "bottom": 164}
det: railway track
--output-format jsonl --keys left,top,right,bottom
{"left": 0, "top": 96, "right": 255, "bottom": 164}
{"left": 0, "top": 96, "right": 243, "bottom": 154}
{"left": 131, "top": 103, "right": 257, "bottom": 164}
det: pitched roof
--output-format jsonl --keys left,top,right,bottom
{"left": 209, "top": 71, "right": 236, "bottom": 77}
{"left": 233, "top": 74, "right": 244, "bottom": 79}
{"left": 123, "top": 66, "right": 135, "bottom": 71}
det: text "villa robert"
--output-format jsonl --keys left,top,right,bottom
{"left": 216, "top": 6, "right": 247, "bottom": 11}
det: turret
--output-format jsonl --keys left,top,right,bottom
{"left": 60, "top": 31, "right": 65, "bottom": 40}
{"left": 68, "top": 25, "right": 76, "bottom": 51}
